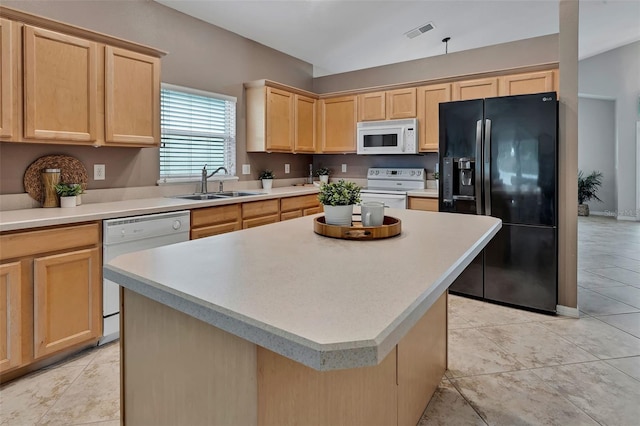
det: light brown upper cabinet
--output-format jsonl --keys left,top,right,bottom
{"left": 245, "top": 81, "right": 317, "bottom": 153}
{"left": 0, "top": 18, "right": 15, "bottom": 139}
{"left": 358, "top": 88, "right": 416, "bottom": 121}
{"left": 104, "top": 47, "right": 160, "bottom": 147}
{"left": 23, "top": 25, "right": 98, "bottom": 143}
{"left": 0, "top": 7, "right": 164, "bottom": 147}
{"left": 416, "top": 83, "right": 451, "bottom": 152}
{"left": 318, "top": 95, "right": 357, "bottom": 153}
{"left": 499, "top": 70, "right": 557, "bottom": 96}
{"left": 452, "top": 77, "right": 498, "bottom": 101}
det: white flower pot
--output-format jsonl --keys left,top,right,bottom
{"left": 323, "top": 204, "right": 354, "bottom": 226}
{"left": 76, "top": 193, "right": 82, "bottom": 205}
{"left": 262, "top": 178, "right": 273, "bottom": 190}
{"left": 319, "top": 175, "right": 329, "bottom": 184}
{"left": 60, "top": 196, "right": 76, "bottom": 208}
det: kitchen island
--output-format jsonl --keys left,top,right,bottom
{"left": 105, "top": 209, "right": 500, "bottom": 426}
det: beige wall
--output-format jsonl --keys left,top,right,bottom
{"left": 0, "top": 0, "right": 314, "bottom": 194}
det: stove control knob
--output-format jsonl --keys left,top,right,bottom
{"left": 375, "top": 170, "right": 379, "bottom": 175}
{"left": 172, "top": 220, "right": 182, "bottom": 230}
{"left": 411, "top": 170, "right": 415, "bottom": 176}
{"left": 417, "top": 170, "right": 422, "bottom": 175}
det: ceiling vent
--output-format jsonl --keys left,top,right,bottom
{"left": 404, "top": 22, "right": 435, "bottom": 39}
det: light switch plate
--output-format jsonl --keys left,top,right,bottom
{"left": 242, "top": 164, "right": 251, "bottom": 175}
{"left": 94, "top": 164, "right": 105, "bottom": 180}
{"left": 284, "top": 164, "right": 290, "bottom": 174}
{"left": 341, "top": 164, "right": 347, "bottom": 173}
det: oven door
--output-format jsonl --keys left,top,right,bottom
{"left": 360, "top": 192, "right": 407, "bottom": 209}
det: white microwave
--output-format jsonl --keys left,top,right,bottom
{"left": 356, "top": 118, "right": 419, "bottom": 155}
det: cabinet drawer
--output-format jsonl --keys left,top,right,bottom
{"left": 242, "top": 199, "right": 279, "bottom": 219}
{"left": 280, "top": 194, "right": 320, "bottom": 212}
{"left": 0, "top": 222, "right": 100, "bottom": 261}
{"left": 408, "top": 197, "right": 438, "bottom": 212}
{"left": 280, "top": 210, "right": 302, "bottom": 221}
{"left": 242, "top": 214, "right": 280, "bottom": 229}
{"left": 191, "top": 204, "right": 241, "bottom": 228}
{"left": 191, "top": 222, "right": 242, "bottom": 240}
{"left": 303, "top": 206, "right": 323, "bottom": 216}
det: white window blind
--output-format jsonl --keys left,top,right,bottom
{"left": 159, "top": 83, "right": 236, "bottom": 182}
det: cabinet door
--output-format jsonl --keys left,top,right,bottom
{"left": 358, "top": 91, "right": 385, "bottom": 121}
{"left": 280, "top": 210, "right": 302, "bottom": 221}
{"left": 23, "top": 25, "right": 98, "bottom": 142}
{"left": 452, "top": 77, "right": 498, "bottom": 101}
{"left": 242, "top": 214, "right": 279, "bottom": 229}
{"left": 33, "top": 247, "right": 101, "bottom": 359}
{"left": 294, "top": 94, "right": 316, "bottom": 153}
{"left": 416, "top": 83, "right": 450, "bottom": 152}
{"left": 105, "top": 46, "right": 160, "bottom": 146}
{"left": 0, "top": 19, "right": 15, "bottom": 139}
{"left": 265, "top": 87, "right": 294, "bottom": 152}
{"left": 408, "top": 197, "right": 438, "bottom": 212}
{"left": 319, "top": 95, "right": 357, "bottom": 153}
{"left": 498, "top": 70, "right": 556, "bottom": 96}
{"left": 386, "top": 88, "right": 416, "bottom": 119}
{"left": 0, "top": 262, "right": 22, "bottom": 373}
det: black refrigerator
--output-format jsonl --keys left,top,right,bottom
{"left": 439, "top": 92, "right": 558, "bottom": 313}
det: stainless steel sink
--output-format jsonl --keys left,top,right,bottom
{"left": 171, "top": 191, "right": 264, "bottom": 201}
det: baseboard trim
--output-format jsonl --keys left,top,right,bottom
{"left": 588, "top": 211, "right": 610, "bottom": 217}
{"left": 556, "top": 305, "right": 580, "bottom": 318}
{"left": 617, "top": 215, "right": 638, "bottom": 222}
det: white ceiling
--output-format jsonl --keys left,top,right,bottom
{"left": 155, "top": 0, "right": 640, "bottom": 77}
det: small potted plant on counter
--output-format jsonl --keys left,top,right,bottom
{"left": 259, "top": 170, "right": 275, "bottom": 190}
{"left": 317, "top": 179, "right": 361, "bottom": 226}
{"left": 432, "top": 171, "right": 439, "bottom": 189}
{"left": 315, "top": 167, "right": 331, "bottom": 184}
{"left": 578, "top": 170, "right": 603, "bottom": 216}
{"left": 55, "top": 183, "right": 81, "bottom": 208}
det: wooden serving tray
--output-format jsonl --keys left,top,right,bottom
{"left": 314, "top": 216, "right": 401, "bottom": 240}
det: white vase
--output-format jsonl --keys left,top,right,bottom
{"left": 76, "top": 193, "right": 82, "bottom": 205}
{"left": 323, "top": 204, "right": 354, "bottom": 226}
{"left": 60, "top": 196, "right": 76, "bottom": 208}
{"left": 262, "top": 178, "right": 273, "bottom": 190}
{"left": 319, "top": 175, "right": 329, "bottom": 184}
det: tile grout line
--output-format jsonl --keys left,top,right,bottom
{"left": 444, "top": 376, "right": 491, "bottom": 425}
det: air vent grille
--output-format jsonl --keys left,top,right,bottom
{"left": 405, "top": 22, "right": 435, "bottom": 39}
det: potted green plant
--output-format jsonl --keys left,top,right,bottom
{"left": 55, "top": 183, "right": 81, "bottom": 208}
{"left": 432, "top": 171, "right": 439, "bottom": 189}
{"left": 315, "top": 167, "right": 331, "bottom": 184}
{"left": 317, "top": 179, "right": 361, "bottom": 226}
{"left": 578, "top": 170, "right": 603, "bottom": 216}
{"left": 259, "top": 170, "right": 275, "bottom": 190}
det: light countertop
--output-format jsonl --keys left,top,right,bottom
{"left": 0, "top": 186, "right": 319, "bottom": 232}
{"left": 105, "top": 209, "right": 500, "bottom": 371}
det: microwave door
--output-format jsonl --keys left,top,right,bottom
{"left": 360, "top": 127, "right": 402, "bottom": 153}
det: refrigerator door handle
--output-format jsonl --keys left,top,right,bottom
{"left": 475, "top": 119, "right": 483, "bottom": 214}
{"left": 484, "top": 119, "right": 492, "bottom": 216}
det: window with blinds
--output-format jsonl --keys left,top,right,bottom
{"left": 159, "top": 83, "right": 236, "bottom": 182}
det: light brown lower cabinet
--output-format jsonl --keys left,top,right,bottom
{"left": 408, "top": 197, "right": 438, "bottom": 212}
{"left": 190, "top": 204, "right": 242, "bottom": 239}
{"left": 280, "top": 194, "right": 322, "bottom": 221}
{"left": 0, "top": 222, "right": 102, "bottom": 382}
{"left": 242, "top": 199, "right": 280, "bottom": 229}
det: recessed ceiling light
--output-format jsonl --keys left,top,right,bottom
{"left": 404, "top": 22, "right": 435, "bottom": 39}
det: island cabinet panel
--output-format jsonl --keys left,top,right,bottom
{"left": 33, "top": 247, "right": 101, "bottom": 359}
{"left": 452, "top": 77, "right": 498, "bottom": 101}
{"left": 408, "top": 197, "right": 438, "bottom": 212}
{"left": 23, "top": 25, "right": 98, "bottom": 143}
{"left": 0, "top": 222, "right": 101, "bottom": 382}
{"left": 121, "top": 289, "right": 258, "bottom": 426}
{"left": 416, "top": 83, "right": 451, "bottom": 152}
{"left": 190, "top": 204, "right": 241, "bottom": 239}
{"left": 499, "top": 70, "right": 556, "bottom": 97}
{"left": 257, "top": 346, "right": 398, "bottom": 426}
{"left": 0, "top": 18, "right": 16, "bottom": 139}
{"left": 104, "top": 46, "right": 160, "bottom": 147}
{"left": 317, "top": 95, "right": 357, "bottom": 153}
{"left": 397, "top": 292, "right": 447, "bottom": 426}
{"left": 0, "top": 262, "right": 22, "bottom": 373}
{"left": 242, "top": 199, "right": 280, "bottom": 229}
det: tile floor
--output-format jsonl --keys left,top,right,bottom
{"left": 1, "top": 216, "right": 639, "bottom": 425}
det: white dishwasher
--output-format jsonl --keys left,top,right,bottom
{"left": 101, "top": 210, "right": 190, "bottom": 345}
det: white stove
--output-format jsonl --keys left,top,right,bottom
{"left": 360, "top": 167, "right": 426, "bottom": 209}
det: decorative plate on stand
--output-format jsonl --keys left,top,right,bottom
{"left": 23, "top": 155, "right": 88, "bottom": 203}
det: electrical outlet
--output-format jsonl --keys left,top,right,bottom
{"left": 284, "top": 164, "right": 290, "bottom": 174}
{"left": 242, "top": 164, "right": 251, "bottom": 175}
{"left": 341, "top": 164, "right": 347, "bottom": 173}
{"left": 94, "top": 164, "right": 105, "bottom": 180}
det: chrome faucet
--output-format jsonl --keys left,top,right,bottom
{"left": 200, "top": 164, "right": 228, "bottom": 194}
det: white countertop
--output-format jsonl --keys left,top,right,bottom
{"left": 0, "top": 186, "right": 319, "bottom": 232}
{"left": 105, "top": 209, "right": 500, "bottom": 371}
